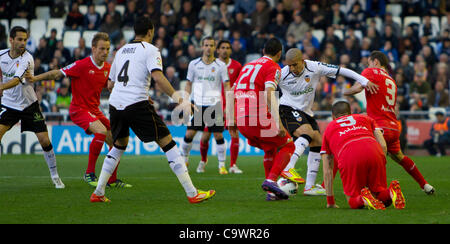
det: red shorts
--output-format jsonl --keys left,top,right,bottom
{"left": 237, "top": 124, "right": 292, "bottom": 152}
{"left": 382, "top": 128, "right": 401, "bottom": 154}
{"left": 69, "top": 106, "right": 110, "bottom": 134}
{"left": 338, "top": 139, "right": 387, "bottom": 197}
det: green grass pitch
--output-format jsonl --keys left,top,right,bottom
{"left": 0, "top": 154, "right": 448, "bottom": 224}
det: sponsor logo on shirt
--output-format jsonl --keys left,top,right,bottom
{"left": 339, "top": 125, "right": 368, "bottom": 136}
{"left": 290, "top": 86, "right": 313, "bottom": 96}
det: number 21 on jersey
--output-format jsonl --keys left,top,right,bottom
{"left": 235, "top": 64, "right": 262, "bottom": 90}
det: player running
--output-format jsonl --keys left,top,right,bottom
{"left": 321, "top": 100, "right": 406, "bottom": 210}
{"left": 278, "top": 48, "right": 378, "bottom": 196}
{"left": 198, "top": 40, "right": 243, "bottom": 174}
{"left": 27, "top": 32, "right": 130, "bottom": 188}
{"left": 344, "top": 51, "right": 435, "bottom": 195}
{"left": 227, "top": 38, "right": 295, "bottom": 201}
{"left": 90, "top": 16, "right": 215, "bottom": 203}
{"left": 179, "top": 36, "right": 231, "bottom": 174}
{"left": 0, "top": 26, "right": 64, "bottom": 189}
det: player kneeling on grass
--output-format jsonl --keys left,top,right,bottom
{"left": 321, "top": 100, "right": 405, "bottom": 210}
{"left": 0, "top": 26, "right": 64, "bottom": 189}
{"left": 90, "top": 16, "right": 215, "bottom": 203}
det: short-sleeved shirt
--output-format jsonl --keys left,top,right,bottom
{"left": 321, "top": 114, "right": 382, "bottom": 165}
{"left": 234, "top": 56, "right": 281, "bottom": 120}
{"left": 60, "top": 56, "right": 110, "bottom": 114}
{"left": 279, "top": 60, "right": 340, "bottom": 117}
{"left": 187, "top": 57, "right": 229, "bottom": 106}
{"left": 108, "top": 41, "right": 163, "bottom": 110}
{"left": 0, "top": 49, "right": 36, "bottom": 111}
{"left": 361, "top": 67, "right": 399, "bottom": 131}
{"left": 227, "top": 58, "right": 243, "bottom": 87}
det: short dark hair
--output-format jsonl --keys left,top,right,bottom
{"left": 370, "top": 51, "right": 389, "bottom": 68}
{"left": 10, "top": 26, "right": 28, "bottom": 39}
{"left": 201, "top": 36, "right": 215, "bottom": 46}
{"left": 332, "top": 100, "right": 351, "bottom": 117}
{"left": 217, "top": 40, "right": 231, "bottom": 49}
{"left": 134, "top": 16, "right": 154, "bottom": 36}
{"left": 263, "top": 38, "right": 282, "bottom": 56}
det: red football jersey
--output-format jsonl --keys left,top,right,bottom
{"left": 227, "top": 58, "right": 243, "bottom": 87}
{"left": 60, "top": 56, "right": 111, "bottom": 113}
{"left": 234, "top": 56, "right": 281, "bottom": 120}
{"left": 361, "top": 67, "right": 399, "bottom": 131}
{"left": 321, "top": 114, "right": 381, "bottom": 165}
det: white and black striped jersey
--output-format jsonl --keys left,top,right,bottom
{"left": 279, "top": 60, "right": 340, "bottom": 117}
{"left": 187, "top": 57, "right": 229, "bottom": 106}
{"left": 0, "top": 49, "right": 35, "bottom": 111}
{"left": 108, "top": 41, "right": 163, "bottom": 110}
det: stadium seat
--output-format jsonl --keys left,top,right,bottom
{"left": 30, "top": 19, "right": 47, "bottom": 43}
{"left": 442, "top": 16, "right": 448, "bottom": 29}
{"left": 403, "top": 16, "right": 421, "bottom": 27}
{"left": 11, "top": 18, "right": 28, "bottom": 29}
{"left": 123, "top": 29, "right": 135, "bottom": 42}
{"left": 386, "top": 4, "right": 402, "bottom": 17}
{"left": 431, "top": 16, "right": 441, "bottom": 32}
{"left": 82, "top": 30, "right": 98, "bottom": 48}
{"left": 46, "top": 18, "right": 64, "bottom": 39}
{"left": 366, "top": 17, "right": 383, "bottom": 32}
{"left": 79, "top": 5, "right": 88, "bottom": 15}
{"left": 116, "top": 5, "right": 125, "bottom": 15}
{"left": 245, "top": 53, "right": 261, "bottom": 63}
{"left": 35, "top": 6, "right": 50, "bottom": 21}
{"left": 1, "top": 19, "right": 9, "bottom": 32}
{"left": 312, "top": 29, "right": 324, "bottom": 43}
{"left": 63, "top": 30, "right": 81, "bottom": 48}
{"left": 392, "top": 16, "right": 402, "bottom": 28}
{"left": 95, "top": 5, "right": 107, "bottom": 17}
{"left": 333, "top": 29, "right": 344, "bottom": 41}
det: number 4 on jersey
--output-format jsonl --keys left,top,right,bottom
{"left": 118, "top": 60, "right": 130, "bottom": 86}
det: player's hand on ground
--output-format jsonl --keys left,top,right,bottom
{"left": 365, "top": 81, "right": 379, "bottom": 94}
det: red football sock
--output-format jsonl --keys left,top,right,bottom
{"left": 375, "top": 189, "right": 392, "bottom": 207}
{"left": 230, "top": 137, "right": 240, "bottom": 167}
{"left": 399, "top": 156, "right": 427, "bottom": 188}
{"left": 263, "top": 149, "right": 276, "bottom": 179}
{"left": 348, "top": 195, "right": 365, "bottom": 209}
{"left": 86, "top": 133, "right": 106, "bottom": 174}
{"left": 200, "top": 140, "right": 209, "bottom": 162}
{"left": 267, "top": 142, "right": 295, "bottom": 181}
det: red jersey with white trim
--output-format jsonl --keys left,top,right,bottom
{"left": 234, "top": 56, "right": 281, "bottom": 119}
{"left": 60, "top": 56, "right": 110, "bottom": 114}
{"left": 227, "top": 58, "right": 243, "bottom": 87}
{"left": 321, "top": 114, "right": 381, "bottom": 165}
{"left": 361, "top": 67, "right": 399, "bottom": 131}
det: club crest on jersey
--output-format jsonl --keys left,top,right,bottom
{"left": 229, "top": 69, "right": 234, "bottom": 74}
{"left": 89, "top": 70, "right": 95, "bottom": 75}
{"left": 104, "top": 71, "right": 108, "bottom": 77}
{"left": 211, "top": 67, "right": 215, "bottom": 73}
{"left": 16, "top": 61, "right": 19, "bottom": 67}
{"left": 305, "top": 75, "right": 310, "bottom": 83}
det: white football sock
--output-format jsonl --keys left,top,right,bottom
{"left": 43, "top": 148, "right": 59, "bottom": 178}
{"left": 305, "top": 151, "right": 321, "bottom": 190}
{"left": 94, "top": 147, "right": 124, "bottom": 196}
{"left": 180, "top": 138, "right": 193, "bottom": 159}
{"left": 283, "top": 136, "right": 310, "bottom": 171}
{"left": 216, "top": 141, "right": 226, "bottom": 167}
{"left": 166, "top": 145, "right": 197, "bottom": 197}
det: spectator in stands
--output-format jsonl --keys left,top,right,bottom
{"left": 267, "top": 13, "right": 288, "bottom": 40}
{"left": 230, "top": 30, "right": 248, "bottom": 51}
{"left": 0, "top": 2, "right": 9, "bottom": 20}
{"left": 346, "top": 1, "right": 365, "bottom": 30}
{"left": 103, "top": 0, "right": 122, "bottom": 27}
{"left": 424, "top": 111, "right": 450, "bottom": 157}
{"left": 34, "top": 38, "right": 51, "bottom": 64}
{"left": 161, "top": 0, "right": 181, "bottom": 14}
{"left": 383, "top": 12, "right": 401, "bottom": 38}
{"left": 380, "top": 40, "right": 399, "bottom": 63}
{"left": 189, "top": 28, "right": 204, "bottom": 55}
{"left": 431, "top": 62, "right": 450, "bottom": 89}
{"left": 195, "top": 17, "right": 213, "bottom": 37}
{"left": 36, "top": 85, "right": 53, "bottom": 113}
{"left": 320, "top": 26, "right": 343, "bottom": 52}
{"left": 178, "top": 1, "right": 197, "bottom": 30}
{"left": 396, "top": 71, "right": 411, "bottom": 101}
{"left": 427, "top": 81, "right": 449, "bottom": 108}
{"left": 286, "top": 12, "right": 309, "bottom": 43}
{"left": 365, "top": 0, "right": 386, "bottom": 19}
{"left": 366, "top": 26, "right": 382, "bottom": 51}
{"left": 144, "top": 3, "right": 160, "bottom": 28}
{"left": 229, "top": 11, "right": 252, "bottom": 38}
{"left": 398, "top": 54, "right": 415, "bottom": 82}
{"left": 340, "top": 37, "right": 361, "bottom": 67}
{"left": 199, "top": 0, "right": 218, "bottom": 27}
{"left": 65, "top": 2, "right": 84, "bottom": 31}
{"left": 0, "top": 22, "right": 6, "bottom": 49}
{"left": 176, "top": 56, "right": 189, "bottom": 81}
{"left": 51, "top": 0, "right": 66, "bottom": 18}
{"left": 56, "top": 40, "right": 72, "bottom": 66}
{"left": 251, "top": 30, "right": 267, "bottom": 54}
{"left": 165, "top": 66, "right": 180, "bottom": 91}
{"left": 410, "top": 71, "right": 431, "bottom": 109}
{"left": 234, "top": 0, "right": 256, "bottom": 17}
{"left": 326, "top": 1, "right": 346, "bottom": 30}
{"left": 55, "top": 83, "right": 71, "bottom": 112}
{"left": 78, "top": 37, "right": 92, "bottom": 59}
{"left": 382, "top": 25, "right": 398, "bottom": 51}
{"left": 45, "top": 28, "right": 59, "bottom": 58}
{"left": 122, "top": 0, "right": 138, "bottom": 29}
{"left": 100, "top": 13, "right": 122, "bottom": 45}
{"left": 250, "top": 0, "right": 271, "bottom": 33}
{"left": 217, "top": 2, "right": 232, "bottom": 30}
{"left": 84, "top": 4, "right": 102, "bottom": 30}
{"left": 34, "top": 58, "right": 46, "bottom": 76}
{"left": 421, "top": 45, "right": 437, "bottom": 74}
{"left": 270, "top": 2, "right": 291, "bottom": 25}
{"left": 419, "top": 14, "right": 439, "bottom": 42}
{"left": 421, "top": 0, "right": 440, "bottom": 16}
{"left": 305, "top": 3, "right": 326, "bottom": 30}
{"left": 438, "top": 37, "right": 450, "bottom": 56}
{"left": 230, "top": 39, "right": 246, "bottom": 65}
{"left": 162, "top": 1, "right": 177, "bottom": 26}
{"left": 11, "top": 0, "right": 35, "bottom": 20}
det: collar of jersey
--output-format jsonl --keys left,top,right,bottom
{"left": 90, "top": 55, "right": 104, "bottom": 70}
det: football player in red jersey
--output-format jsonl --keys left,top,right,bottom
{"left": 199, "top": 40, "right": 244, "bottom": 174}
{"left": 321, "top": 100, "right": 405, "bottom": 210}
{"left": 344, "top": 51, "right": 434, "bottom": 195}
{"left": 27, "top": 32, "right": 131, "bottom": 188}
{"left": 227, "top": 38, "right": 295, "bottom": 200}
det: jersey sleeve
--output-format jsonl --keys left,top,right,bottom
{"left": 146, "top": 48, "right": 163, "bottom": 73}
{"left": 14, "top": 54, "right": 33, "bottom": 83}
{"left": 278, "top": 66, "right": 290, "bottom": 89}
{"left": 220, "top": 63, "right": 230, "bottom": 83}
{"left": 60, "top": 61, "right": 82, "bottom": 78}
{"left": 317, "top": 62, "right": 340, "bottom": 79}
{"left": 108, "top": 59, "right": 117, "bottom": 82}
{"left": 186, "top": 60, "right": 195, "bottom": 82}
{"left": 361, "top": 68, "right": 376, "bottom": 83}
{"left": 264, "top": 65, "right": 281, "bottom": 89}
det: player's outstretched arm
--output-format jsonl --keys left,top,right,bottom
{"left": 339, "top": 67, "right": 379, "bottom": 94}
{"left": 343, "top": 82, "right": 364, "bottom": 96}
{"left": 322, "top": 153, "right": 338, "bottom": 208}
{"left": 25, "top": 69, "right": 64, "bottom": 84}
{"left": 151, "top": 70, "right": 194, "bottom": 112}
{"left": 0, "top": 77, "right": 20, "bottom": 91}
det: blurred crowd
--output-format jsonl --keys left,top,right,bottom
{"left": 0, "top": 0, "right": 450, "bottom": 122}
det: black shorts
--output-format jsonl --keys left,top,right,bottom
{"left": 187, "top": 102, "right": 224, "bottom": 133}
{"left": 0, "top": 101, "right": 48, "bottom": 133}
{"left": 109, "top": 100, "right": 171, "bottom": 143}
{"left": 279, "top": 105, "right": 319, "bottom": 139}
